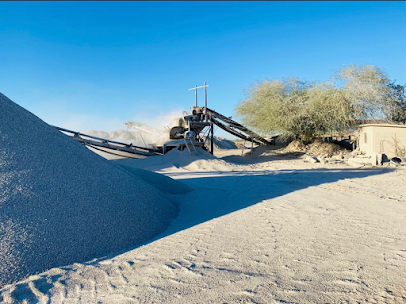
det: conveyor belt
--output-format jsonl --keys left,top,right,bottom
{"left": 204, "top": 108, "right": 271, "bottom": 145}
{"left": 54, "top": 107, "right": 271, "bottom": 159}
{"left": 54, "top": 126, "right": 161, "bottom": 157}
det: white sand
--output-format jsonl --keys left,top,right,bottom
{"left": 1, "top": 94, "right": 405, "bottom": 303}
{"left": 1, "top": 144, "right": 405, "bottom": 303}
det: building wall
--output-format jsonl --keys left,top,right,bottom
{"left": 359, "top": 127, "right": 374, "bottom": 157}
{"left": 359, "top": 125, "right": 406, "bottom": 159}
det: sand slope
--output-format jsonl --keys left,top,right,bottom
{"left": 0, "top": 93, "right": 180, "bottom": 288}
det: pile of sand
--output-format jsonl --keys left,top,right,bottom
{"left": 204, "top": 136, "right": 238, "bottom": 150}
{"left": 283, "top": 139, "right": 348, "bottom": 158}
{"left": 115, "top": 147, "right": 217, "bottom": 171}
{"left": 283, "top": 140, "right": 307, "bottom": 153}
{"left": 0, "top": 93, "right": 180, "bottom": 288}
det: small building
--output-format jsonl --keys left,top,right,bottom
{"left": 358, "top": 124, "right": 406, "bottom": 159}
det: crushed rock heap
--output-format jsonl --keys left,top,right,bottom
{"left": 0, "top": 93, "right": 178, "bottom": 288}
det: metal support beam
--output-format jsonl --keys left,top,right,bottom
{"left": 204, "top": 81, "right": 208, "bottom": 121}
{"left": 194, "top": 84, "right": 197, "bottom": 107}
{"left": 188, "top": 83, "right": 209, "bottom": 109}
{"left": 210, "top": 122, "right": 214, "bottom": 155}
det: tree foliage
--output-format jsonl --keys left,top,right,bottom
{"left": 335, "top": 64, "right": 391, "bottom": 120}
{"left": 235, "top": 78, "right": 352, "bottom": 141}
{"left": 235, "top": 64, "right": 405, "bottom": 141}
{"left": 385, "top": 82, "right": 406, "bottom": 123}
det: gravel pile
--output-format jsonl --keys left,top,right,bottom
{"left": 202, "top": 136, "right": 238, "bottom": 150}
{"left": 0, "top": 93, "right": 178, "bottom": 288}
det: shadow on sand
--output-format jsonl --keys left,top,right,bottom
{"left": 12, "top": 162, "right": 393, "bottom": 284}
{"left": 113, "top": 165, "right": 393, "bottom": 256}
{"left": 219, "top": 144, "right": 305, "bottom": 164}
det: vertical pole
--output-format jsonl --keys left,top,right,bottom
{"left": 210, "top": 122, "right": 214, "bottom": 155}
{"left": 195, "top": 84, "right": 197, "bottom": 107}
{"left": 204, "top": 81, "right": 207, "bottom": 121}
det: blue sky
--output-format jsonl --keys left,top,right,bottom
{"left": 1, "top": 1, "right": 405, "bottom": 138}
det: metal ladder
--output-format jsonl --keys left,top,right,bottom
{"left": 184, "top": 138, "right": 196, "bottom": 153}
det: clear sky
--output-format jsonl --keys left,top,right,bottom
{"left": 1, "top": 1, "right": 405, "bottom": 138}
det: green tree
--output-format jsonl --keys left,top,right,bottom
{"left": 235, "top": 78, "right": 352, "bottom": 142}
{"left": 235, "top": 64, "right": 404, "bottom": 142}
{"left": 334, "top": 64, "right": 391, "bottom": 120}
{"left": 385, "top": 82, "right": 406, "bottom": 123}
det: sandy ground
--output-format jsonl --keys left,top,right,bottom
{"left": 1, "top": 146, "right": 405, "bottom": 304}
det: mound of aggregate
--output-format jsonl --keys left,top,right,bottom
{"left": 0, "top": 93, "right": 178, "bottom": 288}
{"left": 202, "top": 136, "right": 238, "bottom": 150}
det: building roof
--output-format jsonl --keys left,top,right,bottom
{"left": 352, "top": 119, "right": 390, "bottom": 125}
{"left": 359, "top": 124, "right": 406, "bottom": 128}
